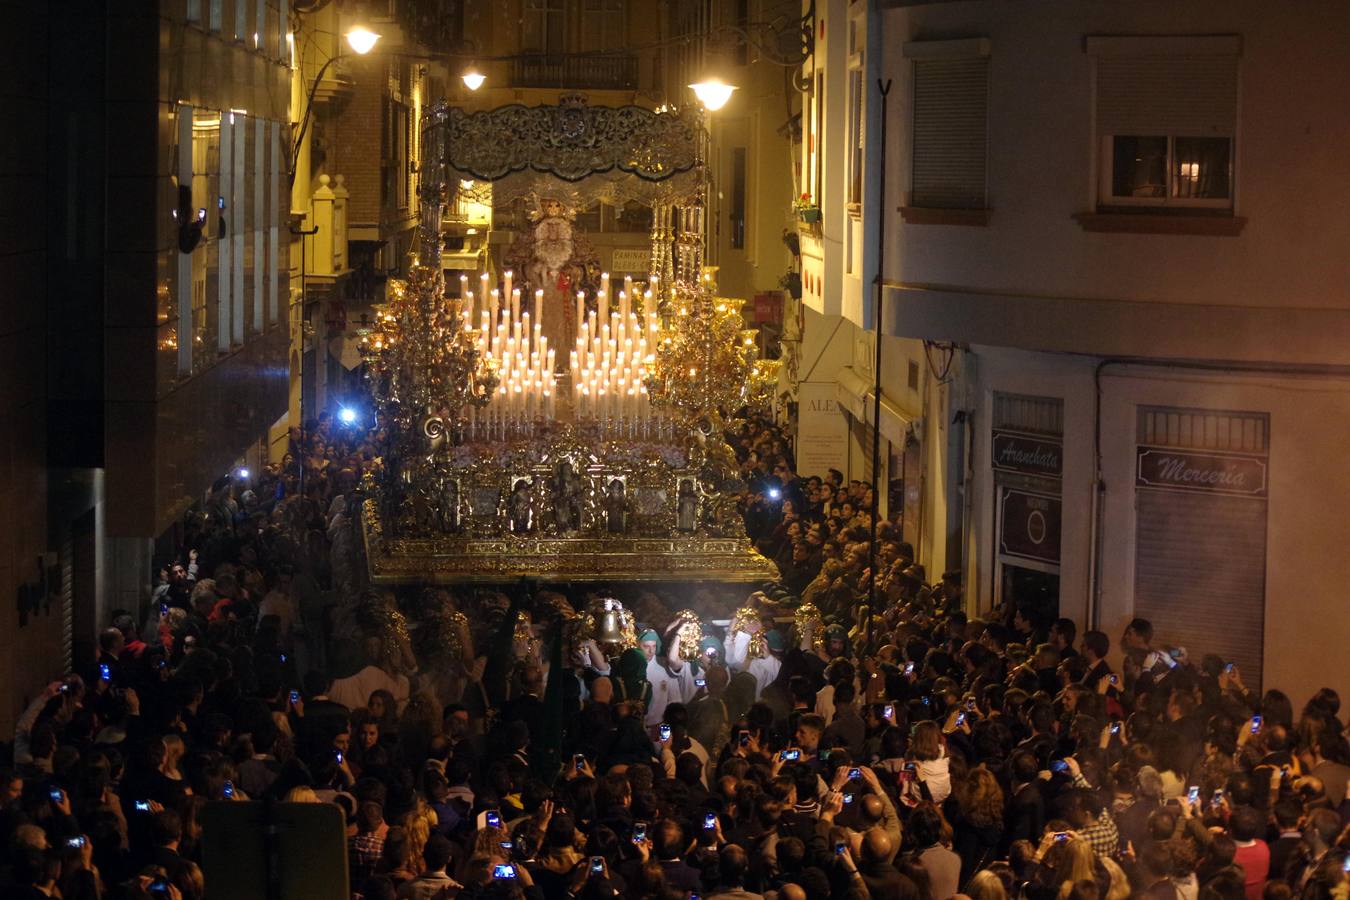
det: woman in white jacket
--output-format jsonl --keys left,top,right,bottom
{"left": 908, "top": 720, "right": 952, "bottom": 805}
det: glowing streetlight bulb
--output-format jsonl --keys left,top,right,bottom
{"left": 344, "top": 26, "right": 380, "bottom": 55}
{"left": 689, "top": 79, "right": 737, "bottom": 111}
{"left": 461, "top": 67, "right": 486, "bottom": 91}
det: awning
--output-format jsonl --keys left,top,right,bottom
{"left": 835, "top": 365, "right": 917, "bottom": 447}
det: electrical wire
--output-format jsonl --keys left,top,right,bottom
{"left": 924, "top": 340, "right": 956, "bottom": 384}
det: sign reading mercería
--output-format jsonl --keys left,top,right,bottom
{"left": 1135, "top": 446, "right": 1268, "bottom": 498}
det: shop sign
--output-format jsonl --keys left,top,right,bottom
{"left": 752, "top": 293, "right": 782, "bottom": 324}
{"left": 797, "top": 382, "right": 848, "bottom": 478}
{"left": 1135, "top": 446, "right": 1267, "bottom": 498}
{"left": 999, "top": 488, "right": 1062, "bottom": 565}
{"left": 992, "top": 429, "right": 1062, "bottom": 478}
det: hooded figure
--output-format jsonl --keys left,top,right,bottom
{"left": 613, "top": 648, "right": 651, "bottom": 712}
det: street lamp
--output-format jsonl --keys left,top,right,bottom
{"left": 461, "top": 65, "right": 486, "bottom": 91}
{"left": 689, "top": 78, "right": 737, "bottom": 111}
{"left": 288, "top": 26, "right": 382, "bottom": 186}
{"left": 344, "top": 25, "right": 381, "bottom": 55}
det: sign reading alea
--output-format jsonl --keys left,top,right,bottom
{"left": 999, "top": 487, "right": 1062, "bottom": 565}
{"left": 991, "top": 430, "right": 1062, "bottom": 478}
{"left": 1135, "top": 447, "right": 1267, "bottom": 498}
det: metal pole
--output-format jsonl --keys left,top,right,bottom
{"left": 289, "top": 54, "right": 341, "bottom": 188}
{"left": 866, "top": 78, "right": 893, "bottom": 637}
{"left": 290, "top": 223, "right": 319, "bottom": 498}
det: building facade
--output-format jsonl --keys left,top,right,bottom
{"left": 287, "top": 1, "right": 438, "bottom": 435}
{"left": 805, "top": 0, "right": 1350, "bottom": 702}
{"left": 794, "top": 0, "right": 946, "bottom": 563}
{"left": 0, "top": 0, "right": 300, "bottom": 729}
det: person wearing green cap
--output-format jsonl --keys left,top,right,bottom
{"left": 697, "top": 635, "right": 724, "bottom": 667}
{"left": 725, "top": 620, "right": 786, "bottom": 700}
{"left": 641, "top": 620, "right": 697, "bottom": 732}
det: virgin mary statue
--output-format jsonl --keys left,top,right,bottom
{"left": 504, "top": 196, "right": 600, "bottom": 371}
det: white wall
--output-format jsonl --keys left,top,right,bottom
{"left": 879, "top": 0, "right": 1350, "bottom": 321}
{"left": 1097, "top": 366, "right": 1350, "bottom": 710}
{"left": 800, "top": 0, "right": 854, "bottom": 323}
{"left": 966, "top": 350, "right": 1350, "bottom": 709}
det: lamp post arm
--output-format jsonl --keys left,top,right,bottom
{"left": 289, "top": 53, "right": 343, "bottom": 189}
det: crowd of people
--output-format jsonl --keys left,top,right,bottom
{"left": 2, "top": 413, "right": 1349, "bottom": 900}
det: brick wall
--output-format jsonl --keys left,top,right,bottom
{"left": 330, "top": 56, "right": 387, "bottom": 226}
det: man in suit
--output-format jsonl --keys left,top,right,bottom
{"left": 1080, "top": 630, "right": 1115, "bottom": 691}
{"left": 1005, "top": 750, "right": 1046, "bottom": 847}
{"left": 150, "top": 809, "right": 204, "bottom": 900}
{"left": 500, "top": 665, "right": 546, "bottom": 749}
{"left": 857, "top": 829, "right": 911, "bottom": 898}
{"left": 1268, "top": 799, "right": 1305, "bottom": 881}
{"left": 294, "top": 670, "right": 351, "bottom": 759}
{"left": 650, "top": 818, "right": 704, "bottom": 894}
{"left": 707, "top": 844, "right": 764, "bottom": 900}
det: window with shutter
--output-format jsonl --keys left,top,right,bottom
{"left": 905, "top": 39, "right": 990, "bottom": 211}
{"left": 1089, "top": 36, "right": 1240, "bottom": 211}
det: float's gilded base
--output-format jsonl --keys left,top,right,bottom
{"left": 362, "top": 502, "right": 778, "bottom": 584}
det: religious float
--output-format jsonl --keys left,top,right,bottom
{"left": 358, "top": 96, "right": 778, "bottom": 583}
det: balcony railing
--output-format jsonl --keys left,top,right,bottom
{"left": 509, "top": 53, "right": 638, "bottom": 91}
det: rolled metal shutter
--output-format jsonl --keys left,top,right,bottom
{"left": 1095, "top": 55, "right": 1237, "bottom": 139}
{"left": 911, "top": 57, "right": 988, "bottom": 209}
{"left": 1133, "top": 406, "right": 1267, "bottom": 689}
{"left": 1134, "top": 491, "right": 1266, "bottom": 687}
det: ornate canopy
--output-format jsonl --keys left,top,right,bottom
{"left": 432, "top": 96, "right": 706, "bottom": 208}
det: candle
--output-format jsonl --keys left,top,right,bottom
{"left": 533, "top": 289, "right": 542, "bottom": 324}
{"left": 511, "top": 289, "right": 520, "bottom": 323}
{"left": 601, "top": 271, "right": 610, "bottom": 298}
{"left": 503, "top": 270, "right": 513, "bottom": 301}
{"left": 489, "top": 288, "right": 499, "bottom": 323}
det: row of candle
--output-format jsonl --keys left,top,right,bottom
{"left": 446, "top": 273, "right": 555, "bottom": 424}
{"left": 571, "top": 272, "right": 662, "bottom": 422}
{"left": 451, "top": 269, "right": 672, "bottom": 429}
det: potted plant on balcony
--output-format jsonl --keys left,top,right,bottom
{"left": 793, "top": 192, "right": 821, "bottom": 223}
